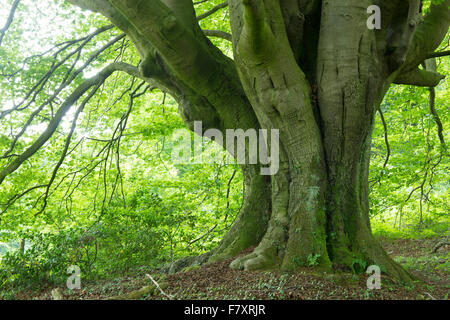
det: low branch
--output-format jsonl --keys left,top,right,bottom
{"left": 403, "top": 0, "right": 450, "bottom": 70}
{"left": 188, "top": 169, "right": 237, "bottom": 246}
{"left": 0, "top": 62, "right": 141, "bottom": 187}
{"left": 0, "top": 184, "right": 47, "bottom": 216}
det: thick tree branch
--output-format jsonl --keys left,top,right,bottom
{"left": 203, "top": 29, "right": 232, "bottom": 41}
{"left": 387, "top": 0, "right": 422, "bottom": 70}
{"left": 108, "top": 0, "right": 217, "bottom": 82}
{"left": 106, "top": 0, "right": 253, "bottom": 130}
{"left": 427, "top": 50, "right": 450, "bottom": 59}
{"left": 197, "top": 2, "right": 228, "bottom": 21}
{"left": 66, "top": 0, "right": 101, "bottom": 11}
{"left": 68, "top": 0, "right": 263, "bottom": 176}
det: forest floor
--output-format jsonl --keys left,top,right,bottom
{"left": 12, "top": 238, "right": 450, "bottom": 300}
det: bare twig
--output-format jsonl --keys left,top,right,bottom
{"left": 145, "top": 274, "right": 173, "bottom": 300}
{"left": 202, "top": 29, "right": 232, "bottom": 41}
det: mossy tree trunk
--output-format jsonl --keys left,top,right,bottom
{"left": 67, "top": 0, "right": 450, "bottom": 281}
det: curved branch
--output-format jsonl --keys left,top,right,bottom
{"left": 0, "top": 184, "right": 47, "bottom": 216}
{"left": 429, "top": 86, "right": 446, "bottom": 149}
{"left": 35, "top": 82, "right": 102, "bottom": 216}
{"left": 0, "top": 32, "right": 125, "bottom": 161}
{"left": 68, "top": 0, "right": 154, "bottom": 57}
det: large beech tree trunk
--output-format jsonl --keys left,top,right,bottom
{"left": 57, "top": 0, "right": 449, "bottom": 281}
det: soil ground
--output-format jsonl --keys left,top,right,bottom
{"left": 11, "top": 238, "right": 450, "bottom": 300}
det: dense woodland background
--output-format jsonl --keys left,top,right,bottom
{"left": 0, "top": 0, "right": 448, "bottom": 299}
